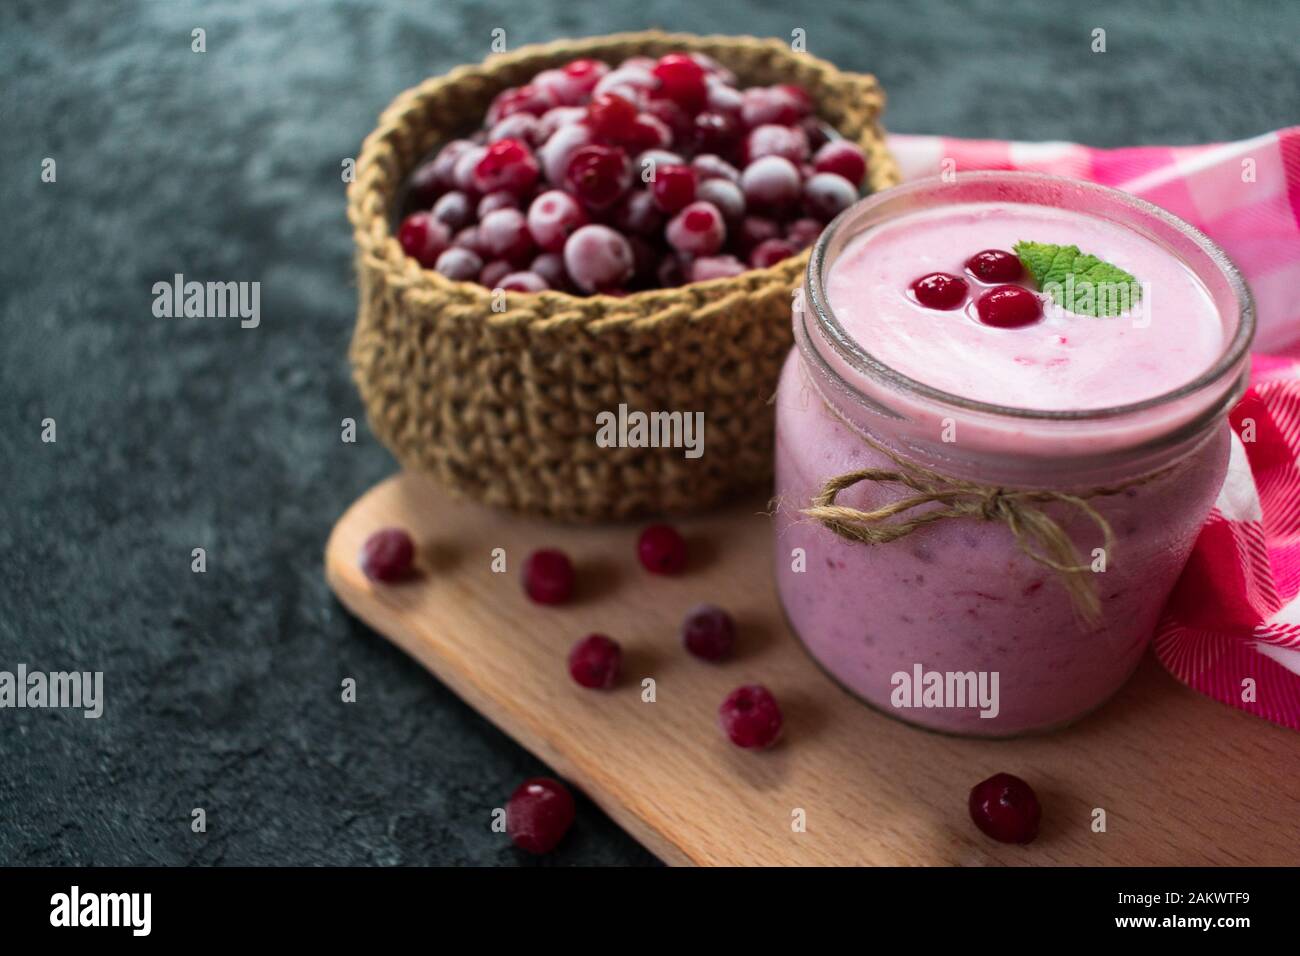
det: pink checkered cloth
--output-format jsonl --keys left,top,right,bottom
{"left": 889, "top": 129, "right": 1300, "bottom": 730}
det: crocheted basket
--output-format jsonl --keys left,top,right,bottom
{"left": 348, "top": 31, "right": 898, "bottom": 520}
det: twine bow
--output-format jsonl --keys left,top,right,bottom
{"left": 802, "top": 446, "right": 1120, "bottom": 627}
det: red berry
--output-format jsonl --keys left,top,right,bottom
{"left": 636, "top": 523, "right": 687, "bottom": 574}
{"left": 397, "top": 212, "right": 450, "bottom": 268}
{"left": 691, "top": 153, "right": 741, "bottom": 183}
{"left": 522, "top": 548, "right": 575, "bottom": 604}
{"left": 471, "top": 139, "right": 539, "bottom": 197}
{"left": 561, "top": 58, "right": 609, "bottom": 93}
{"left": 690, "top": 255, "right": 746, "bottom": 282}
{"left": 666, "top": 201, "right": 726, "bottom": 256}
{"left": 479, "top": 259, "right": 513, "bottom": 288}
{"left": 476, "top": 190, "right": 518, "bottom": 219}
{"left": 681, "top": 604, "right": 736, "bottom": 661}
{"left": 359, "top": 527, "right": 415, "bottom": 582}
{"left": 740, "top": 156, "right": 801, "bottom": 212}
{"left": 612, "top": 189, "right": 664, "bottom": 237}
{"left": 479, "top": 207, "right": 534, "bottom": 264}
{"left": 565, "top": 144, "right": 631, "bottom": 210}
{"left": 966, "top": 248, "right": 1024, "bottom": 283}
{"left": 586, "top": 92, "right": 639, "bottom": 141}
{"left": 451, "top": 144, "right": 488, "bottom": 194}
{"left": 536, "top": 105, "right": 586, "bottom": 140}
{"left": 568, "top": 633, "right": 622, "bottom": 689}
{"left": 651, "top": 53, "right": 707, "bottom": 111}
{"left": 740, "top": 86, "right": 804, "bottom": 127}
{"left": 563, "top": 224, "right": 635, "bottom": 293}
{"left": 968, "top": 773, "right": 1041, "bottom": 844}
{"left": 526, "top": 190, "right": 588, "bottom": 252}
{"left": 529, "top": 252, "right": 568, "bottom": 291}
{"left": 644, "top": 97, "right": 694, "bottom": 142}
{"left": 621, "top": 114, "right": 672, "bottom": 153}
{"left": 736, "top": 215, "right": 781, "bottom": 253}
{"left": 812, "top": 140, "right": 867, "bottom": 187}
{"left": 650, "top": 164, "right": 697, "bottom": 213}
{"left": 431, "top": 190, "right": 473, "bottom": 231}
{"left": 910, "top": 272, "right": 968, "bottom": 310}
{"left": 433, "top": 247, "right": 483, "bottom": 281}
{"left": 506, "top": 777, "right": 575, "bottom": 854}
{"left": 498, "top": 270, "right": 549, "bottom": 293}
{"left": 486, "top": 85, "right": 555, "bottom": 126}
{"left": 695, "top": 178, "right": 745, "bottom": 222}
{"left": 745, "top": 123, "right": 810, "bottom": 164}
{"left": 693, "top": 111, "right": 742, "bottom": 156}
{"left": 784, "top": 217, "right": 823, "bottom": 250}
{"left": 975, "top": 285, "right": 1042, "bottom": 327}
{"left": 719, "top": 685, "right": 783, "bottom": 749}
{"left": 749, "top": 238, "right": 798, "bottom": 269}
{"left": 538, "top": 122, "right": 595, "bottom": 185}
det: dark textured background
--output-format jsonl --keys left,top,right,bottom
{"left": 2, "top": 0, "right": 1297, "bottom": 866}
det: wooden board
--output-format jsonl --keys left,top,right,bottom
{"left": 325, "top": 473, "right": 1300, "bottom": 866}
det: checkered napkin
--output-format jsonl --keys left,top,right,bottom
{"left": 889, "top": 129, "right": 1300, "bottom": 730}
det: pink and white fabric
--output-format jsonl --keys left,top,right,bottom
{"left": 889, "top": 128, "right": 1300, "bottom": 730}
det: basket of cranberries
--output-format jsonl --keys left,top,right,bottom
{"left": 348, "top": 31, "right": 897, "bottom": 520}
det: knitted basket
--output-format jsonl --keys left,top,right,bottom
{"left": 348, "top": 31, "right": 898, "bottom": 520}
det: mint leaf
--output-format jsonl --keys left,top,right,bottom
{"left": 1013, "top": 240, "right": 1141, "bottom": 318}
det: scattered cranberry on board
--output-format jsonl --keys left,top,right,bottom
{"left": 681, "top": 604, "right": 736, "bottom": 662}
{"left": 637, "top": 523, "right": 688, "bottom": 574}
{"left": 568, "top": 633, "right": 623, "bottom": 689}
{"left": 968, "top": 772, "right": 1042, "bottom": 844}
{"left": 522, "top": 548, "right": 576, "bottom": 605}
{"left": 506, "top": 777, "right": 576, "bottom": 854}
{"left": 359, "top": 528, "right": 415, "bottom": 582}
{"left": 718, "top": 684, "right": 784, "bottom": 749}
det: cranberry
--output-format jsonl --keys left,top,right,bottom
{"left": 434, "top": 247, "right": 483, "bottom": 281}
{"left": 910, "top": 272, "right": 968, "bottom": 311}
{"left": 775, "top": 84, "right": 814, "bottom": 118}
{"left": 693, "top": 111, "right": 742, "bottom": 156}
{"left": 812, "top": 140, "right": 867, "bottom": 187}
{"left": 802, "top": 172, "right": 858, "bottom": 220}
{"left": 705, "top": 80, "right": 744, "bottom": 116}
{"left": 522, "top": 548, "right": 575, "bottom": 605}
{"left": 479, "top": 207, "right": 534, "bottom": 264}
{"left": 785, "top": 217, "right": 823, "bottom": 249}
{"left": 359, "top": 527, "right": 415, "bottom": 582}
{"left": 586, "top": 92, "right": 639, "bottom": 141}
{"left": 801, "top": 115, "right": 830, "bottom": 151}
{"left": 696, "top": 177, "right": 745, "bottom": 222}
{"left": 565, "top": 144, "right": 631, "bottom": 210}
{"left": 526, "top": 190, "right": 588, "bottom": 252}
{"left": 612, "top": 189, "right": 664, "bottom": 236}
{"left": 498, "top": 270, "right": 549, "bottom": 292}
{"left": 488, "top": 113, "right": 541, "bottom": 147}
{"left": 691, "top": 153, "right": 741, "bottom": 183}
{"left": 644, "top": 97, "right": 694, "bottom": 143}
{"left": 593, "top": 66, "right": 657, "bottom": 106}
{"left": 479, "top": 259, "right": 513, "bottom": 288}
{"left": 453, "top": 225, "right": 487, "bottom": 257}
{"left": 966, "top": 248, "right": 1024, "bottom": 283}
{"left": 681, "top": 604, "right": 736, "bottom": 661}
{"left": 431, "top": 190, "right": 473, "bottom": 231}
{"left": 740, "top": 86, "right": 804, "bottom": 127}
{"left": 563, "top": 224, "right": 634, "bottom": 293}
{"left": 651, "top": 53, "right": 707, "bottom": 111}
{"left": 406, "top": 160, "right": 444, "bottom": 210}
{"left": 536, "top": 106, "right": 586, "bottom": 140}
{"left": 426, "top": 139, "right": 474, "bottom": 193}
{"left": 667, "top": 201, "right": 726, "bottom": 256}
{"left": 538, "top": 122, "right": 595, "bottom": 185}
{"left": 529, "top": 252, "right": 568, "bottom": 290}
{"left": 476, "top": 190, "right": 518, "bottom": 219}
{"left": 651, "top": 164, "right": 697, "bottom": 213}
{"left": 397, "top": 212, "right": 450, "bottom": 268}
{"left": 740, "top": 156, "right": 801, "bottom": 212}
{"left": 451, "top": 144, "right": 488, "bottom": 193}
{"left": 690, "top": 255, "right": 747, "bottom": 282}
{"left": 749, "top": 238, "right": 798, "bottom": 269}
{"left": 568, "top": 633, "right": 622, "bottom": 689}
{"left": 486, "top": 85, "right": 555, "bottom": 126}
{"left": 976, "top": 285, "right": 1042, "bottom": 328}
{"left": 561, "top": 58, "right": 609, "bottom": 95}
{"left": 506, "top": 777, "right": 575, "bottom": 855}
{"left": 471, "top": 139, "right": 539, "bottom": 197}
{"left": 736, "top": 215, "right": 781, "bottom": 253}
{"left": 745, "top": 123, "right": 810, "bottom": 164}
{"left": 636, "top": 523, "right": 687, "bottom": 574}
{"left": 969, "top": 772, "right": 1041, "bottom": 844}
{"left": 622, "top": 113, "right": 672, "bottom": 152}
{"left": 719, "top": 685, "right": 783, "bottom": 749}
{"left": 656, "top": 255, "right": 686, "bottom": 288}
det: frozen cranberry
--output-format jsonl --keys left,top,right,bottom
{"left": 586, "top": 92, "right": 639, "bottom": 141}
{"left": 479, "top": 259, "right": 513, "bottom": 288}
{"left": 696, "top": 177, "right": 745, "bottom": 222}
{"left": 560, "top": 57, "right": 609, "bottom": 95}
{"left": 359, "top": 527, "right": 415, "bottom": 582}
{"left": 652, "top": 53, "right": 707, "bottom": 111}
{"left": 622, "top": 113, "right": 673, "bottom": 152}
{"left": 498, "top": 270, "right": 549, "bottom": 293}
{"left": 397, "top": 212, "right": 450, "bottom": 268}
{"left": 406, "top": 163, "right": 443, "bottom": 210}
{"left": 526, "top": 190, "right": 588, "bottom": 252}
{"left": 476, "top": 190, "right": 517, "bottom": 219}
{"left": 705, "top": 79, "right": 744, "bottom": 116}
{"left": 627, "top": 236, "right": 658, "bottom": 285}
{"left": 453, "top": 225, "right": 487, "bottom": 257}
{"left": 740, "top": 86, "right": 803, "bottom": 128}
{"left": 538, "top": 122, "right": 595, "bottom": 185}
{"left": 565, "top": 144, "right": 631, "bottom": 210}
{"left": 802, "top": 172, "right": 858, "bottom": 220}
{"left": 657, "top": 255, "right": 686, "bottom": 288}
{"left": 635, "top": 150, "right": 684, "bottom": 184}
{"left": 966, "top": 248, "right": 1024, "bottom": 283}
{"left": 479, "top": 207, "right": 534, "bottom": 263}
{"left": 593, "top": 66, "right": 657, "bottom": 106}
{"left": 650, "top": 164, "right": 697, "bottom": 213}
{"left": 426, "top": 139, "right": 474, "bottom": 192}
{"left": 488, "top": 113, "right": 541, "bottom": 146}
{"left": 636, "top": 523, "right": 687, "bottom": 574}
{"left": 563, "top": 224, "right": 635, "bottom": 293}
{"left": 568, "top": 633, "right": 622, "bottom": 689}
{"left": 801, "top": 116, "right": 830, "bottom": 151}
{"left": 740, "top": 156, "right": 801, "bottom": 212}
{"left": 911, "top": 272, "right": 968, "bottom": 311}
{"left": 666, "top": 201, "right": 726, "bottom": 255}
{"left": 691, "top": 52, "right": 737, "bottom": 85}
{"left": 969, "top": 772, "right": 1041, "bottom": 844}
{"left": 691, "top": 153, "right": 741, "bottom": 183}
{"left": 506, "top": 777, "right": 575, "bottom": 855}
{"left": 486, "top": 85, "right": 555, "bottom": 126}
{"left": 529, "top": 252, "right": 568, "bottom": 290}
{"left": 745, "top": 123, "right": 810, "bottom": 164}
{"left": 612, "top": 189, "right": 664, "bottom": 236}
{"left": 719, "top": 685, "right": 783, "bottom": 749}
{"left": 693, "top": 111, "right": 742, "bottom": 156}
{"left": 736, "top": 215, "right": 781, "bottom": 253}
{"left": 975, "top": 285, "right": 1042, "bottom": 328}
{"left": 451, "top": 144, "right": 488, "bottom": 194}
{"left": 784, "top": 217, "right": 823, "bottom": 249}
{"left": 434, "top": 246, "right": 483, "bottom": 281}
{"left": 431, "top": 190, "right": 473, "bottom": 231}
{"left": 536, "top": 105, "right": 586, "bottom": 140}
{"left": 472, "top": 138, "right": 539, "bottom": 197}
{"left": 682, "top": 604, "right": 736, "bottom": 661}
{"left": 749, "top": 238, "right": 798, "bottom": 269}
{"left": 813, "top": 140, "right": 867, "bottom": 187}
{"left": 690, "top": 255, "right": 746, "bottom": 282}
{"left": 644, "top": 97, "right": 693, "bottom": 142}
{"left": 522, "top": 548, "right": 575, "bottom": 605}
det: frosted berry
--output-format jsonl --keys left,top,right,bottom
{"left": 476, "top": 190, "right": 518, "bottom": 219}
{"left": 565, "top": 144, "right": 631, "bottom": 210}
{"left": 740, "top": 156, "right": 801, "bottom": 212}
{"left": 695, "top": 177, "right": 745, "bottom": 223}
{"left": 568, "top": 634, "right": 622, "bottom": 689}
{"left": 745, "top": 124, "right": 810, "bottom": 164}
{"left": 472, "top": 139, "right": 539, "bottom": 196}
{"left": 812, "top": 140, "right": 868, "bottom": 187}
{"left": 486, "top": 85, "right": 555, "bottom": 126}
{"left": 691, "top": 153, "right": 741, "bottom": 183}
{"left": 538, "top": 122, "right": 595, "bottom": 185}
{"left": 434, "top": 247, "right": 483, "bottom": 281}
{"left": 526, "top": 189, "right": 588, "bottom": 251}
{"left": 397, "top": 212, "right": 450, "bottom": 268}
{"left": 636, "top": 523, "right": 687, "bottom": 574}
{"left": 749, "top": 238, "right": 798, "bottom": 269}
{"left": 479, "top": 207, "right": 534, "bottom": 263}
{"left": 690, "top": 255, "right": 746, "bottom": 282}
{"left": 651, "top": 164, "right": 697, "bottom": 213}
{"left": 431, "top": 190, "right": 473, "bottom": 231}
{"left": 498, "top": 271, "right": 549, "bottom": 292}
{"left": 681, "top": 604, "right": 736, "bottom": 661}
{"left": 563, "top": 224, "right": 635, "bottom": 293}
{"left": 612, "top": 189, "right": 664, "bottom": 237}
{"left": 666, "top": 201, "right": 726, "bottom": 255}
{"left": 479, "top": 259, "right": 513, "bottom": 288}
{"left": 802, "top": 172, "right": 858, "bottom": 221}
{"left": 529, "top": 252, "right": 568, "bottom": 291}
{"left": 719, "top": 685, "right": 783, "bottom": 749}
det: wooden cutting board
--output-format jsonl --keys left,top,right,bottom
{"left": 325, "top": 473, "right": 1300, "bottom": 866}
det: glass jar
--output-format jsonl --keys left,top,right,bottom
{"left": 772, "top": 172, "right": 1254, "bottom": 736}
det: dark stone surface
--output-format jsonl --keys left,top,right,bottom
{"left": 1, "top": 0, "right": 1296, "bottom": 865}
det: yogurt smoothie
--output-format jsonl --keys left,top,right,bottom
{"left": 773, "top": 175, "right": 1252, "bottom": 735}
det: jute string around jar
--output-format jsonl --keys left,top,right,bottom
{"left": 796, "top": 380, "right": 1173, "bottom": 626}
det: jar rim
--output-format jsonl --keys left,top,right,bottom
{"left": 805, "top": 171, "right": 1256, "bottom": 423}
